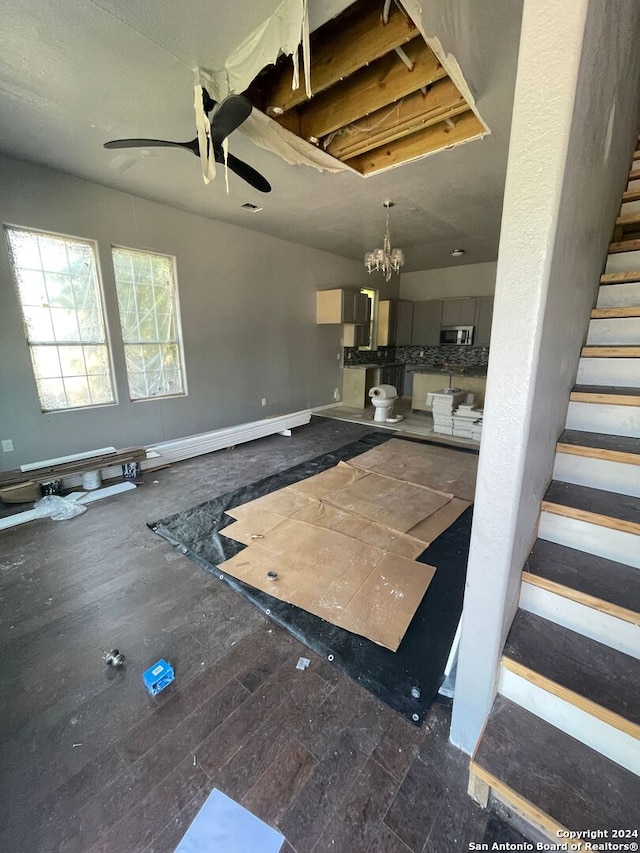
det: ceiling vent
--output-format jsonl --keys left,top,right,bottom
{"left": 241, "top": 203, "right": 263, "bottom": 212}
{"left": 243, "top": 0, "right": 485, "bottom": 176}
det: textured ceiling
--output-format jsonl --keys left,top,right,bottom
{"left": 0, "top": 0, "right": 523, "bottom": 271}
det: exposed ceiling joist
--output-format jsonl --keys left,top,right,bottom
{"left": 296, "top": 37, "right": 446, "bottom": 140}
{"left": 242, "top": 0, "right": 487, "bottom": 176}
{"left": 346, "top": 109, "right": 484, "bottom": 174}
{"left": 324, "top": 77, "right": 467, "bottom": 160}
{"left": 250, "top": 1, "right": 417, "bottom": 115}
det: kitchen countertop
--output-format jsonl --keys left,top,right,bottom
{"left": 344, "top": 362, "right": 487, "bottom": 376}
{"left": 405, "top": 364, "right": 487, "bottom": 376}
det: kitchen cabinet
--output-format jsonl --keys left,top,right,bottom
{"left": 411, "top": 300, "right": 442, "bottom": 345}
{"left": 411, "top": 371, "right": 487, "bottom": 411}
{"left": 379, "top": 363, "right": 405, "bottom": 395}
{"left": 343, "top": 323, "right": 370, "bottom": 348}
{"left": 316, "top": 288, "right": 370, "bottom": 324}
{"left": 342, "top": 366, "right": 380, "bottom": 408}
{"left": 473, "top": 295, "right": 494, "bottom": 346}
{"left": 441, "top": 298, "right": 476, "bottom": 327}
{"left": 377, "top": 300, "right": 414, "bottom": 346}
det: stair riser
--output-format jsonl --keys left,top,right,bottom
{"left": 586, "top": 316, "right": 640, "bottom": 345}
{"left": 629, "top": 178, "right": 640, "bottom": 191}
{"left": 606, "top": 249, "right": 640, "bottom": 273}
{"left": 498, "top": 666, "right": 640, "bottom": 774}
{"left": 597, "top": 283, "right": 640, "bottom": 308}
{"left": 566, "top": 401, "right": 640, "bottom": 437}
{"left": 553, "top": 452, "right": 640, "bottom": 498}
{"left": 520, "top": 580, "right": 640, "bottom": 658}
{"left": 538, "top": 510, "right": 640, "bottom": 568}
{"left": 576, "top": 357, "right": 640, "bottom": 387}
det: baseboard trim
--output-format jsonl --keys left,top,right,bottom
{"left": 62, "top": 409, "right": 314, "bottom": 487}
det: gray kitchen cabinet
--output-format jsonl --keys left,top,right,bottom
{"left": 377, "top": 300, "right": 414, "bottom": 346}
{"left": 473, "top": 295, "right": 494, "bottom": 346}
{"left": 379, "top": 363, "right": 405, "bottom": 394}
{"left": 411, "top": 300, "right": 442, "bottom": 345}
{"left": 441, "top": 298, "right": 476, "bottom": 327}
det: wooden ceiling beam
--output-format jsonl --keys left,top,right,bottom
{"left": 296, "top": 38, "right": 446, "bottom": 141}
{"left": 324, "top": 77, "right": 467, "bottom": 160}
{"left": 252, "top": 0, "right": 417, "bottom": 115}
{"left": 346, "top": 110, "right": 485, "bottom": 175}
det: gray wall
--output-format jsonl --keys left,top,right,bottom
{"left": 400, "top": 262, "right": 497, "bottom": 300}
{"left": 450, "top": 0, "right": 640, "bottom": 753}
{"left": 0, "top": 155, "right": 369, "bottom": 469}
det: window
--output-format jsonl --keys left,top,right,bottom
{"left": 359, "top": 287, "right": 379, "bottom": 350}
{"left": 112, "top": 247, "right": 186, "bottom": 400}
{"left": 5, "top": 226, "right": 114, "bottom": 412}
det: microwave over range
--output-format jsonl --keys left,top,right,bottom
{"left": 440, "top": 325, "right": 474, "bottom": 345}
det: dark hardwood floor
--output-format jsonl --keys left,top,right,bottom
{"left": 0, "top": 419, "right": 520, "bottom": 852}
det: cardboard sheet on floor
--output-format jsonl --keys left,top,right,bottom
{"left": 223, "top": 503, "right": 425, "bottom": 559}
{"left": 346, "top": 438, "right": 478, "bottom": 502}
{"left": 220, "top": 517, "right": 436, "bottom": 651}
{"left": 322, "top": 471, "right": 453, "bottom": 533}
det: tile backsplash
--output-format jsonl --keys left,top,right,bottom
{"left": 344, "top": 345, "right": 489, "bottom": 368}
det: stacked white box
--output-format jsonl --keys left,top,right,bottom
{"left": 427, "top": 390, "right": 469, "bottom": 435}
{"left": 452, "top": 403, "right": 483, "bottom": 440}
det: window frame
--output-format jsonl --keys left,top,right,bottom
{"left": 110, "top": 244, "right": 188, "bottom": 402}
{"left": 4, "top": 223, "right": 117, "bottom": 413}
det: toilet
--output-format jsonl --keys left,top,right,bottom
{"left": 368, "top": 384, "right": 402, "bottom": 423}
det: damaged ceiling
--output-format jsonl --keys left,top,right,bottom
{"left": 0, "top": 0, "right": 523, "bottom": 271}
{"left": 246, "top": 0, "right": 486, "bottom": 175}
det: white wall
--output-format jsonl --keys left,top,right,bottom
{"left": 451, "top": 0, "right": 640, "bottom": 753}
{"left": 400, "top": 261, "right": 497, "bottom": 300}
{"left": 0, "top": 155, "right": 370, "bottom": 469}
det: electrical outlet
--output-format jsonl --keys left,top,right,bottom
{"left": 333, "top": 388, "right": 340, "bottom": 400}
{"left": 419, "top": 350, "right": 425, "bottom": 357}
{"left": 336, "top": 352, "right": 341, "bottom": 360}
{"left": 261, "top": 397, "right": 267, "bottom": 406}
{"left": 2, "top": 439, "right": 14, "bottom": 452}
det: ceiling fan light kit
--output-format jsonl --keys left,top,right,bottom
{"left": 364, "top": 201, "right": 404, "bottom": 282}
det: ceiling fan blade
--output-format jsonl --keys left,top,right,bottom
{"left": 104, "top": 138, "right": 200, "bottom": 156}
{"left": 223, "top": 153, "right": 272, "bottom": 193}
{"left": 210, "top": 95, "right": 253, "bottom": 144}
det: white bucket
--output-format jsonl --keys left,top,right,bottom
{"left": 81, "top": 470, "right": 102, "bottom": 490}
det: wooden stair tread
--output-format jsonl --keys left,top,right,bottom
{"left": 600, "top": 270, "right": 640, "bottom": 284}
{"left": 503, "top": 609, "right": 640, "bottom": 729}
{"left": 616, "top": 211, "right": 640, "bottom": 227}
{"left": 543, "top": 480, "right": 640, "bottom": 528}
{"left": 591, "top": 305, "right": 640, "bottom": 318}
{"left": 472, "top": 696, "right": 640, "bottom": 832}
{"left": 580, "top": 345, "right": 640, "bottom": 357}
{"left": 570, "top": 385, "right": 640, "bottom": 406}
{"left": 525, "top": 539, "right": 640, "bottom": 619}
{"left": 622, "top": 188, "right": 640, "bottom": 204}
{"left": 609, "top": 238, "right": 640, "bottom": 253}
{"left": 557, "top": 428, "right": 640, "bottom": 460}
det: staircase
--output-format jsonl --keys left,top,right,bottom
{"left": 468, "top": 148, "right": 640, "bottom": 835}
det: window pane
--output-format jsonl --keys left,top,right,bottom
{"left": 16, "top": 269, "right": 47, "bottom": 306}
{"left": 37, "top": 377, "right": 67, "bottom": 410}
{"left": 58, "top": 345, "right": 86, "bottom": 377}
{"left": 50, "top": 307, "right": 81, "bottom": 342}
{"left": 45, "top": 273, "right": 75, "bottom": 308}
{"left": 112, "top": 246, "right": 185, "bottom": 400}
{"left": 31, "top": 346, "right": 62, "bottom": 379}
{"left": 63, "top": 376, "right": 91, "bottom": 407}
{"left": 38, "top": 236, "right": 70, "bottom": 273}
{"left": 23, "top": 306, "right": 54, "bottom": 341}
{"left": 5, "top": 226, "right": 115, "bottom": 411}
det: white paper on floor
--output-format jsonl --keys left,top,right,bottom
{"left": 174, "top": 788, "right": 284, "bottom": 853}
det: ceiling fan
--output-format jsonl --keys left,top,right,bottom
{"left": 104, "top": 90, "right": 271, "bottom": 193}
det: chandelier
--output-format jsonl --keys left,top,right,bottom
{"left": 364, "top": 200, "right": 405, "bottom": 282}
